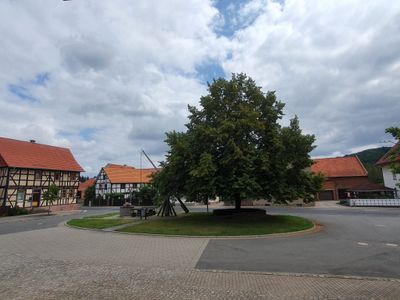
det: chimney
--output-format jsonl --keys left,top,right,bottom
{"left": 29, "top": 139, "right": 36, "bottom": 143}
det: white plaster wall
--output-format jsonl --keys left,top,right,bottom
{"left": 382, "top": 166, "right": 400, "bottom": 189}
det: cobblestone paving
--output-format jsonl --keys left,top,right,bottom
{"left": 0, "top": 225, "right": 399, "bottom": 299}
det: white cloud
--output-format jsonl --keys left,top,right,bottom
{"left": 0, "top": 0, "right": 399, "bottom": 176}
{"left": 224, "top": 0, "right": 400, "bottom": 155}
{"left": 0, "top": 0, "right": 226, "bottom": 175}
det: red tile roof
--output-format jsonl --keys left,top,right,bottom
{"left": 103, "top": 163, "right": 159, "bottom": 184}
{"left": 0, "top": 137, "right": 84, "bottom": 172}
{"left": 78, "top": 178, "right": 96, "bottom": 192}
{"left": 321, "top": 180, "right": 335, "bottom": 190}
{"left": 311, "top": 156, "right": 367, "bottom": 178}
{"left": 376, "top": 142, "right": 400, "bottom": 166}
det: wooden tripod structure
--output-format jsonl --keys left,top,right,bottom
{"left": 157, "top": 197, "right": 177, "bottom": 216}
{"left": 140, "top": 149, "right": 190, "bottom": 217}
{"left": 157, "top": 196, "right": 189, "bottom": 217}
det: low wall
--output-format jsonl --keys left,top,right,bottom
{"left": 32, "top": 203, "right": 81, "bottom": 213}
{"left": 348, "top": 199, "right": 400, "bottom": 207}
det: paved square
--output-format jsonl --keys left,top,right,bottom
{"left": 0, "top": 207, "right": 400, "bottom": 299}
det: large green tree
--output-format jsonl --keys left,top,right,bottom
{"left": 155, "top": 74, "right": 323, "bottom": 210}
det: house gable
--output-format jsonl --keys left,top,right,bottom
{"left": 311, "top": 156, "right": 368, "bottom": 178}
{"left": 0, "top": 137, "right": 84, "bottom": 172}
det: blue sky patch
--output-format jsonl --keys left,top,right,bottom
{"left": 33, "top": 72, "right": 50, "bottom": 86}
{"left": 213, "top": 0, "right": 268, "bottom": 37}
{"left": 79, "top": 128, "right": 98, "bottom": 141}
{"left": 7, "top": 72, "right": 50, "bottom": 103}
{"left": 8, "top": 84, "right": 37, "bottom": 102}
{"left": 196, "top": 60, "right": 226, "bottom": 84}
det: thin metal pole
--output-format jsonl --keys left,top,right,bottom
{"left": 140, "top": 150, "right": 142, "bottom": 186}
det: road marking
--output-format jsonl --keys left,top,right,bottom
{"left": 357, "top": 242, "right": 368, "bottom": 246}
{"left": 375, "top": 224, "right": 385, "bottom": 227}
{"left": 37, "top": 223, "right": 43, "bottom": 225}
{"left": 385, "top": 243, "right": 398, "bottom": 247}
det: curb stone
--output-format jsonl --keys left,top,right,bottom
{"left": 64, "top": 219, "right": 323, "bottom": 239}
{"left": 198, "top": 268, "right": 400, "bottom": 283}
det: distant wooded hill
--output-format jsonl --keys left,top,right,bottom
{"left": 345, "top": 146, "right": 391, "bottom": 184}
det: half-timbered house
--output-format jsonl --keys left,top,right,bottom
{"left": 95, "top": 164, "right": 157, "bottom": 199}
{"left": 0, "top": 137, "right": 84, "bottom": 209}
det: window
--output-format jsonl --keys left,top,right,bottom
{"left": 394, "top": 173, "right": 398, "bottom": 181}
{"left": 55, "top": 172, "right": 60, "bottom": 181}
{"left": 35, "top": 171, "right": 42, "bottom": 181}
{"left": 121, "top": 183, "right": 126, "bottom": 190}
{"left": 17, "top": 189, "right": 25, "bottom": 206}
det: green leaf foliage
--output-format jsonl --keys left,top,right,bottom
{"left": 385, "top": 126, "right": 400, "bottom": 175}
{"left": 153, "top": 74, "right": 323, "bottom": 207}
{"left": 84, "top": 184, "right": 96, "bottom": 204}
{"left": 42, "top": 184, "right": 60, "bottom": 204}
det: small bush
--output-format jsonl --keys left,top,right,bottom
{"left": 7, "top": 206, "right": 31, "bottom": 216}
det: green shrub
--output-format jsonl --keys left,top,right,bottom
{"left": 7, "top": 207, "right": 31, "bottom": 216}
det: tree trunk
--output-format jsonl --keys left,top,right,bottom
{"left": 235, "top": 197, "right": 241, "bottom": 211}
{"left": 176, "top": 197, "right": 189, "bottom": 213}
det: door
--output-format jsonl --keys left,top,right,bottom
{"left": 318, "top": 190, "right": 334, "bottom": 200}
{"left": 32, "top": 189, "right": 41, "bottom": 207}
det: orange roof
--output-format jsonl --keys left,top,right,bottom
{"left": 103, "top": 163, "right": 159, "bottom": 184}
{"left": 376, "top": 142, "right": 400, "bottom": 166}
{"left": 311, "top": 156, "right": 367, "bottom": 178}
{"left": 0, "top": 137, "right": 84, "bottom": 172}
{"left": 322, "top": 180, "right": 335, "bottom": 190}
{"left": 78, "top": 178, "right": 96, "bottom": 192}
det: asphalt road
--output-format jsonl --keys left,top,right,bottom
{"left": 0, "top": 207, "right": 118, "bottom": 235}
{"left": 196, "top": 206, "right": 400, "bottom": 279}
{"left": 1, "top": 205, "right": 399, "bottom": 279}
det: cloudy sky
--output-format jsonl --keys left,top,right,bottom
{"left": 1, "top": 0, "right": 399, "bottom": 175}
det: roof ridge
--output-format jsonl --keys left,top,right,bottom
{"left": 105, "top": 163, "right": 136, "bottom": 168}
{"left": 314, "top": 156, "right": 359, "bottom": 161}
{"left": 0, "top": 136, "right": 70, "bottom": 151}
{"left": 0, "top": 137, "right": 84, "bottom": 172}
{"left": 354, "top": 155, "right": 368, "bottom": 176}
{"left": 376, "top": 142, "right": 400, "bottom": 166}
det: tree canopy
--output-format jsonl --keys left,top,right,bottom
{"left": 385, "top": 126, "right": 400, "bottom": 175}
{"left": 42, "top": 184, "right": 60, "bottom": 215}
{"left": 153, "top": 74, "right": 323, "bottom": 209}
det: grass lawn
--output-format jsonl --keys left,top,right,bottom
{"left": 68, "top": 214, "right": 134, "bottom": 229}
{"left": 118, "top": 213, "right": 314, "bottom": 236}
{"left": 83, "top": 212, "right": 119, "bottom": 219}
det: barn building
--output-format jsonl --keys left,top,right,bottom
{"left": 0, "top": 137, "right": 84, "bottom": 209}
{"left": 312, "top": 156, "right": 392, "bottom": 200}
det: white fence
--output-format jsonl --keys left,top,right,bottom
{"left": 348, "top": 199, "right": 400, "bottom": 207}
